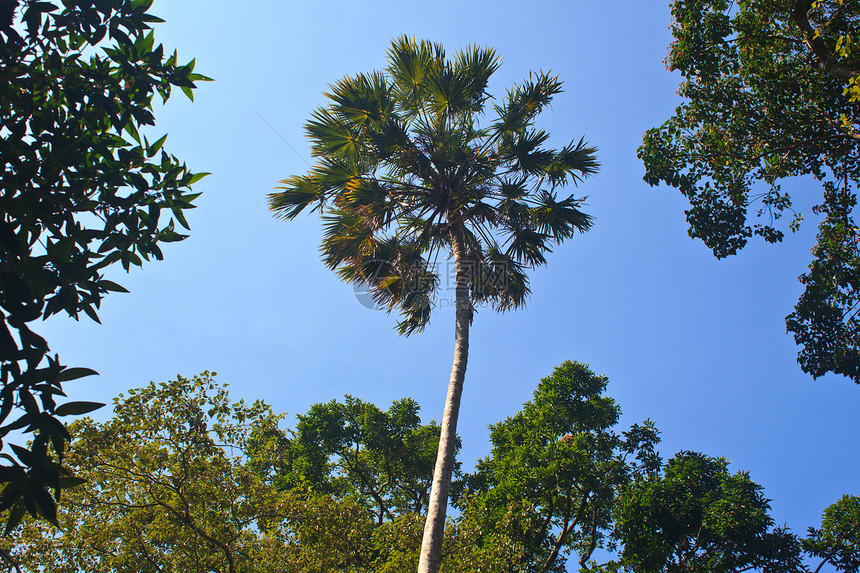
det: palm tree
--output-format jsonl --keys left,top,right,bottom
{"left": 269, "top": 36, "right": 598, "bottom": 573}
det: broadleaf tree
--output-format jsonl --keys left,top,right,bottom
{"left": 248, "top": 394, "right": 446, "bottom": 525}
{"left": 802, "top": 494, "right": 860, "bottom": 572}
{"left": 455, "top": 361, "right": 662, "bottom": 573}
{"left": 6, "top": 366, "right": 854, "bottom": 573}
{"left": 269, "top": 36, "right": 598, "bottom": 573}
{"left": 0, "top": 0, "right": 208, "bottom": 531}
{"left": 639, "top": 0, "right": 860, "bottom": 382}
{"left": 5, "top": 373, "right": 296, "bottom": 573}
{"left": 612, "top": 451, "right": 804, "bottom": 573}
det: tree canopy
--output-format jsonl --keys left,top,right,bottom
{"left": 614, "top": 451, "right": 802, "bottom": 573}
{"left": 0, "top": 0, "right": 208, "bottom": 530}
{"left": 457, "top": 361, "right": 661, "bottom": 573}
{"left": 8, "top": 373, "right": 291, "bottom": 573}
{"left": 3, "top": 367, "right": 856, "bottom": 573}
{"left": 249, "top": 394, "right": 445, "bottom": 524}
{"left": 639, "top": 0, "right": 860, "bottom": 382}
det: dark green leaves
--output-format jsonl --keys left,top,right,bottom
{"left": 270, "top": 175, "right": 324, "bottom": 220}
{"left": 325, "top": 71, "right": 393, "bottom": 129}
{"left": 530, "top": 191, "right": 593, "bottom": 241}
{"left": 54, "top": 401, "right": 105, "bottom": 417}
{"left": 456, "top": 361, "right": 661, "bottom": 572}
{"left": 546, "top": 138, "right": 600, "bottom": 187}
{"left": 255, "top": 395, "right": 444, "bottom": 523}
{"left": 787, "top": 186, "right": 860, "bottom": 380}
{"left": 803, "top": 495, "right": 860, "bottom": 572}
{"left": 306, "top": 108, "right": 363, "bottom": 160}
{"left": 493, "top": 71, "right": 564, "bottom": 135}
{"left": 614, "top": 451, "right": 804, "bottom": 573}
{"left": 0, "top": 0, "right": 207, "bottom": 532}
{"left": 640, "top": 0, "right": 860, "bottom": 382}
{"left": 386, "top": 36, "right": 446, "bottom": 118}
{"left": 54, "top": 367, "right": 99, "bottom": 383}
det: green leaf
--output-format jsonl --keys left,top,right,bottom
{"left": 58, "top": 476, "right": 87, "bottom": 489}
{"left": 5, "top": 502, "right": 25, "bottom": 535}
{"left": 147, "top": 133, "right": 168, "bottom": 157}
{"left": 124, "top": 120, "right": 141, "bottom": 144}
{"left": 99, "top": 280, "right": 130, "bottom": 293}
{"left": 54, "top": 368, "right": 99, "bottom": 383}
{"left": 172, "top": 206, "right": 190, "bottom": 230}
{"left": 54, "top": 401, "right": 105, "bottom": 417}
{"left": 30, "top": 486, "right": 57, "bottom": 525}
{"left": 81, "top": 304, "right": 101, "bottom": 324}
{"left": 0, "top": 0, "right": 208, "bottom": 533}
{"left": 187, "top": 171, "right": 210, "bottom": 185}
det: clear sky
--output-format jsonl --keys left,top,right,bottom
{"left": 40, "top": 0, "right": 859, "bottom": 558}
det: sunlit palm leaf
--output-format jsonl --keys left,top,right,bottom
{"left": 530, "top": 191, "right": 594, "bottom": 240}
{"left": 269, "top": 175, "right": 324, "bottom": 220}
{"left": 545, "top": 138, "right": 601, "bottom": 186}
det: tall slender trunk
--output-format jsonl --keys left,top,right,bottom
{"left": 417, "top": 228, "right": 471, "bottom": 573}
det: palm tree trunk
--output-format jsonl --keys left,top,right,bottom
{"left": 417, "top": 229, "right": 471, "bottom": 573}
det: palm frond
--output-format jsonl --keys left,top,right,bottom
{"left": 369, "top": 118, "right": 412, "bottom": 159}
{"left": 529, "top": 190, "right": 594, "bottom": 240}
{"left": 491, "top": 72, "right": 563, "bottom": 136}
{"left": 341, "top": 178, "right": 397, "bottom": 230}
{"left": 544, "top": 138, "right": 600, "bottom": 187}
{"left": 396, "top": 297, "right": 433, "bottom": 335}
{"left": 270, "top": 175, "right": 325, "bottom": 220}
{"left": 498, "top": 198, "right": 532, "bottom": 228}
{"left": 386, "top": 36, "right": 444, "bottom": 119}
{"left": 325, "top": 71, "right": 393, "bottom": 128}
{"left": 451, "top": 45, "right": 501, "bottom": 114}
{"left": 312, "top": 156, "right": 368, "bottom": 191}
{"left": 497, "top": 177, "right": 529, "bottom": 200}
{"left": 306, "top": 108, "right": 363, "bottom": 160}
{"left": 505, "top": 226, "right": 550, "bottom": 267}
{"left": 472, "top": 245, "right": 530, "bottom": 311}
{"left": 321, "top": 208, "right": 377, "bottom": 269}
{"left": 502, "top": 129, "right": 555, "bottom": 176}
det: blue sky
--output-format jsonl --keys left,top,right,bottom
{"left": 40, "top": 0, "right": 859, "bottom": 555}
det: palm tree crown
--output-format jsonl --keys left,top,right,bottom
{"left": 270, "top": 36, "right": 599, "bottom": 333}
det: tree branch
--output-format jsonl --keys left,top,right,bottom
{"left": 341, "top": 452, "right": 395, "bottom": 524}
{"left": 812, "top": 555, "right": 832, "bottom": 573}
{"left": 147, "top": 479, "right": 239, "bottom": 573}
{"left": 830, "top": 120, "right": 860, "bottom": 142}
{"left": 0, "top": 545, "right": 22, "bottom": 573}
{"left": 539, "top": 488, "right": 591, "bottom": 573}
{"left": 791, "top": 0, "right": 858, "bottom": 82}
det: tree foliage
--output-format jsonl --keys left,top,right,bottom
{"left": 0, "top": 0, "right": 208, "bottom": 530}
{"left": 613, "top": 451, "right": 803, "bottom": 573}
{"left": 457, "top": 361, "right": 661, "bottom": 573}
{"left": 248, "top": 394, "right": 446, "bottom": 525}
{"left": 0, "top": 375, "right": 502, "bottom": 572}
{"left": 6, "top": 373, "right": 292, "bottom": 573}
{"left": 803, "top": 494, "right": 860, "bottom": 572}
{"left": 3, "top": 367, "right": 854, "bottom": 573}
{"left": 639, "top": 0, "right": 860, "bottom": 382}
